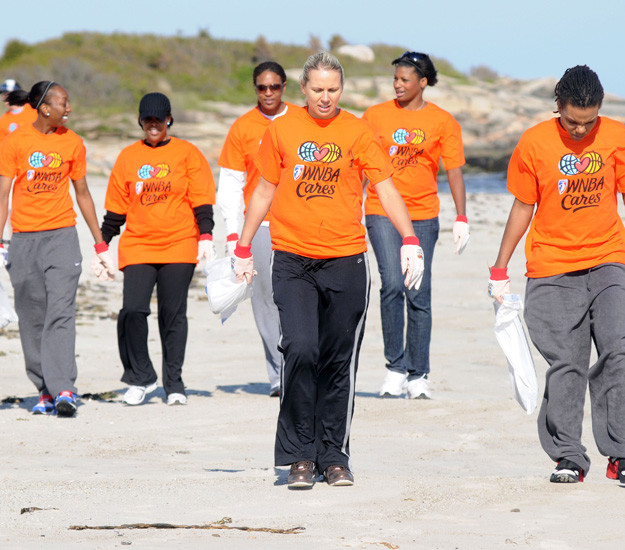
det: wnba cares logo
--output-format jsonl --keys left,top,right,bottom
{"left": 558, "top": 151, "right": 603, "bottom": 176}
{"left": 297, "top": 141, "right": 341, "bottom": 163}
{"left": 137, "top": 163, "right": 171, "bottom": 179}
{"left": 392, "top": 128, "right": 425, "bottom": 145}
{"left": 29, "top": 151, "right": 63, "bottom": 169}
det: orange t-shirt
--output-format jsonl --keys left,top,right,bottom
{"left": 218, "top": 102, "right": 296, "bottom": 210}
{"left": 362, "top": 100, "right": 465, "bottom": 219}
{"left": 255, "top": 106, "right": 393, "bottom": 259}
{"left": 508, "top": 117, "right": 625, "bottom": 278}
{"left": 0, "top": 124, "right": 86, "bottom": 232}
{"left": 0, "top": 105, "right": 38, "bottom": 141}
{"left": 105, "top": 137, "right": 216, "bottom": 269}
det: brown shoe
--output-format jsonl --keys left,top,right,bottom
{"left": 324, "top": 465, "right": 354, "bottom": 486}
{"left": 288, "top": 460, "right": 315, "bottom": 489}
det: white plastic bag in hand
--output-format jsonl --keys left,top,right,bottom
{"left": 493, "top": 294, "right": 538, "bottom": 415}
{"left": 0, "top": 280, "right": 18, "bottom": 328}
{"left": 204, "top": 257, "right": 253, "bottom": 323}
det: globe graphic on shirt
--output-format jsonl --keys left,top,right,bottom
{"left": 138, "top": 164, "right": 153, "bottom": 179}
{"left": 580, "top": 151, "right": 603, "bottom": 174}
{"left": 29, "top": 151, "right": 45, "bottom": 168}
{"left": 392, "top": 128, "right": 409, "bottom": 145}
{"left": 558, "top": 154, "right": 579, "bottom": 176}
{"left": 298, "top": 141, "right": 318, "bottom": 162}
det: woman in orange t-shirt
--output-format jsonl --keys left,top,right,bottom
{"left": 217, "top": 61, "right": 296, "bottom": 396}
{"left": 233, "top": 52, "right": 423, "bottom": 489}
{"left": 0, "top": 80, "right": 112, "bottom": 417}
{"left": 363, "top": 51, "right": 469, "bottom": 400}
{"left": 99, "top": 93, "right": 216, "bottom": 407}
{"left": 490, "top": 66, "right": 625, "bottom": 484}
{"left": 0, "top": 90, "right": 38, "bottom": 141}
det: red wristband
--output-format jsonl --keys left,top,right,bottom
{"left": 94, "top": 242, "right": 109, "bottom": 254}
{"left": 490, "top": 267, "right": 508, "bottom": 280}
{"left": 455, "top": 215, "right": 468, "bottom": 223}
{"left": 234, "top": 242, "right": 252, "bottom": 258}
{"left": 199, "top": 234, "right": 213, "bottom": 241}
{"left": 226, "top": 233, "right": 239, "bottom": 242}
{"left": 402, "top": 236, "right": 420, "bottom": 246}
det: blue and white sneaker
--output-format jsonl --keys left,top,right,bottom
{"left": 55, "top": 391, "right": 77, "bottom": 417}
{"left": 32, "top": 394, "right": 56, "bottom": 415}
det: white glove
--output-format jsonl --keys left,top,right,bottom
{"left": 400, "top": 239, "right": 425, "bottom": 291}
{"left": 91, "top": 243, "right": 116, "bottom": 281}
{"left": 0, "top": 244, "right": 7, "bottom": 267}
{"left": 232, "top": 243, "right": 256, "bottom": 285}
{"left": 488, "top": 267, "right": 510, "bottom": 303}
{"left": 452, "top": 216, "right": 470, "bottom": 255}
{"left": 225, "top": 233, "right": 239, "bottom": 256}
{"left": 197, "top": 235, "right": 216, "bottom": 263}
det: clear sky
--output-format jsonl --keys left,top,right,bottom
{"left": 2, "top": 0, "right": 625, "bottom": 97}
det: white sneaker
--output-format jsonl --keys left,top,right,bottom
{"left": 379, "top": 370, "right": 407, "bottom": 397}
{"left": 406, "top": 376, "right": 432, "bottom": 399}
{"left": 123, "top": 383, "right": 157, "bottom": 405}
{"left": 167, "top": 393, "right": 187, "bottom": 406}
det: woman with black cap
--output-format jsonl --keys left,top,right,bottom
{"left": 0, "top": 80, "right": 113, "bottom": 417}
{"left": 96, "top": 92, "right": 216, "bottom": 406}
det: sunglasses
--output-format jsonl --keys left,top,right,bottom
{"left": 393, "top": 51, "right": 426, "bottom": 72}
{"left": 255, "top": 83, "right": 283, "bottom": 92}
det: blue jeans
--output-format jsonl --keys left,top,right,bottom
{"left": 365, "top": 215, "right": 439, "bottom": 378}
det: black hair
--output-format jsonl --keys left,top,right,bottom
{"left": 253, "top": 61, "right": 287, "bottom": 85}
{"left": 555, "top": 65, "right": 604, "bottom": 108}
{"left": 28, "top": 80, "right": 58, "bottom": 111}
{"left": 393, "top": 52, "right": 438, "bottom": 87}
{"left": 7, "top": 89, "right": 29, "bottom": 107}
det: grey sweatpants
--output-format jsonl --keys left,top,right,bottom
{"left": 7, "top": 226, "right": 82, "bottom": 397}
{"left": 250, "top": 225, "right": 283, "bottom": 390}
{"left": 525, "top": 263, "right": 625, "bottom": 475}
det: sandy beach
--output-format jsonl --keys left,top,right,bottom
{"left": 2, "top": 176, "right": 624, "bottom": 550}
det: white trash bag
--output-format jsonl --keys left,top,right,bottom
{"left": 204, "top": 257, "right": 252, "bottom": 323}
{"left": 0, "top": 280, "right": 18, "bottom": 329}
{"left": 493, "top": 294, "right": 538, "bottom": 415}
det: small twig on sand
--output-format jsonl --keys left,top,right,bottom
{"left": 21, "top": 507, "right": 58, "bottom": 514}
{"left": 69, "top": 516, "right": 304, "bottom": 535}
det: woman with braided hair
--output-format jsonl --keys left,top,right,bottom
{"left": 489, "top": 65, "right": 625, "bottom": 484}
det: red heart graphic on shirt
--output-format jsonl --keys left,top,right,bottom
{"left": 149, "top": 167, "right": 160, "bottom": 177}
{"left": 42, "top": 155, "right": 53, "bottom": 167}
{"left": 405, "top": 131, "right": 417, "bottom": 143}
{"left": 574, "top": 157, "right": 590, "bottom": 172}
{"left": 313, "top": 147, "right": 329, "bottom": 161}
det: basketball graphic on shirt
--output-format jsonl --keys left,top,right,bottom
{"left": 558, "top": 154, "right": 579, "bottom": 176}
{"left": 155, "top": 163, "right": 170, "bottom": 178}
{"left": 318, "top": 143, "right": 342, "bottom": 163}
{"left": 580, "top": 151, "right": 603, "bottom": 174}
{"left": 298, "top": 141, "right": 318, "bottom": 162}
{"left": 28, "top": 151, "right": 45, "bottom": 168}
{"left": 408, "top": 128, "right": 426, "bottom": 145}
{"left": 138, "top": 164, "right": 153, "bottom": 179}
{"left": 47, "top": 152, "right": 62, "bottom": 169}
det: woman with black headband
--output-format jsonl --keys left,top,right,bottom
{"left": 0, "top": 80, "right": 113, "bottom": 417}
{"left": 363, "top": 51, "right": 469, "bottom": 400}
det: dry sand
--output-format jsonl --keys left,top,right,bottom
{"left": 1, "top": 177, "right": 625, "bottom": 549}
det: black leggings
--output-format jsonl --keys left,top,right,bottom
{"left": 118, "top": 263, "right": 195, "bottom": 395}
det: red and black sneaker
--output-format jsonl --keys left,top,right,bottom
{"left": 550, "top": 459, "right": 584, "bottom": 483}
{"left": 606, "top": 457, "right": 625, "bottom": 483}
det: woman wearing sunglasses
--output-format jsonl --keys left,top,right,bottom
{"left": 217, "top": 61, "right": 297, "bottom": 397}
{"left": 363, "top": 51, "right": 469, "bottom": 400}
